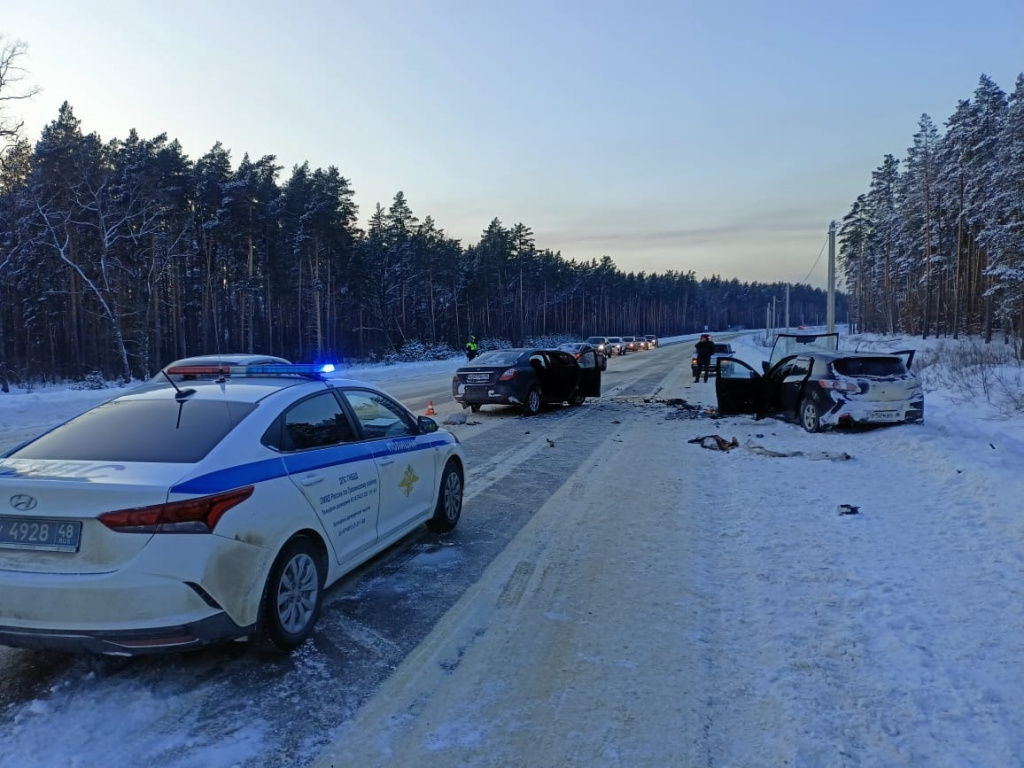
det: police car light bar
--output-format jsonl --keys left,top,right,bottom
{"left": 244, "top": 364, "right": 336, "bottom": 375}
{"left": 166, "top": 363, "right": 336, "bottom": 377}
{"left": 165, "top": 365, "right": 231, "bottom": 376}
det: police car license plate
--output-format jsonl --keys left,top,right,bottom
{"left": 0, "top": 516, "right": 82, "bottom": 552}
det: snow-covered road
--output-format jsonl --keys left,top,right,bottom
{"left": 317, "top": 347, "right": 1024, "bottom": 767}
{"left": 3, "top": 334, "right": 1024, "bottom": 767}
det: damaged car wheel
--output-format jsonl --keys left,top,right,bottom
{"left": 801, "top": 400, "right": 822, "bottom": 433}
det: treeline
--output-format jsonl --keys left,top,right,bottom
{"left": 0, "top": 101, "right": 836, "bottom": 386}
{"left": 839, "top": 73, "right": 1024, "bottom": 346}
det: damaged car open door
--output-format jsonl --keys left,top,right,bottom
{"left": 714, "top": 357, "right": 763, "bottom": 416}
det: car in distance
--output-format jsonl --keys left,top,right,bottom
{"left": 644, "top": 334, "right": 658, "bottom": 349}
{"left": 605, "top": 336, "right": 626, "bottom": 356}
{"left": 585, "top": 335, "right": 606, "bottom": 360}
{"left": 714, "top": 332, "right": 924, "bottom": 432}
{"left": 691, "top": 341, "right": 735, "bottom": 377}
{"left": 622, "top": 336, "right": 639, "bottom": 352}
{"left": 0, "top": 361, "right": 465, "bottom": 655}
{"left": 453, "top": 348, "right": 601, "bottom": 415}
{"left": 559, "top": 342, "right": 608, "bottom": 371}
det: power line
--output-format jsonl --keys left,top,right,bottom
{"left": 795, "top": 233, "right": 829, "bottom": 286}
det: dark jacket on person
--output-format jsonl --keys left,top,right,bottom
{"left": 695, "top": 337, "right": 716, "bottom": 363}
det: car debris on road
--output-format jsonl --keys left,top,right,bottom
{"left": 687, "top": 434, "right": 740, "bottom": 451}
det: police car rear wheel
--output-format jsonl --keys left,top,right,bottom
{"left": 257, "top": 536, "right": 325, "bottom": 652}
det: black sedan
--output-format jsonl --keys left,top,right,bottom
{"left": 453, "top": 348, "right": 602, "bottom": 415}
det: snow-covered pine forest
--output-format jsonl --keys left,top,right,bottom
{"left": 840, "top": 73, "right": 1024, "bottom": 344}
{"left": 0, "top": 40, "right": 832, "bottom": 388}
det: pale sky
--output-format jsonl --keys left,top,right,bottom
{"left": 3, "top": 0, "right": 1023, "bottom": 288}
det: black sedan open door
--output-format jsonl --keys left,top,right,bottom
{"left": 541, "top": 351, "right": 580, "bottom": 402}
{"left": 714, "top": 358, "right": 762, "bottom": 416}
{"left": 576, "top": 349, "right": 602, "bottom": 397}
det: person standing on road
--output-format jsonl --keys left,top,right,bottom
{"left": 465, "top": 335, "right": 479, "bottom": 361}
{"left": 694, "top": 334, "right": 716, "bottom": 383}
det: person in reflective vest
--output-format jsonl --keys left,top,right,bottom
{"left": 465, "top": 335, "right": 479, "bottom": 361}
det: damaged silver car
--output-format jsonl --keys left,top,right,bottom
{"left": 714, "top": 332, "right": 924, "bottom": 432}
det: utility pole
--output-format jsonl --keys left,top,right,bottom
{"left": 827, "top": 220, "right": 836, "bottom": 333}
{"left": 785, "top": 285, "right": 790, "bottom": 333}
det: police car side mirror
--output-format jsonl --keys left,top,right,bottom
{"left": 418, "top": 416, "right": 439, "bottom": 434}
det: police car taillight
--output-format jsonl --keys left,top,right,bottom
{"left": 99, "top": 486, "right": 255, "bottom": 534}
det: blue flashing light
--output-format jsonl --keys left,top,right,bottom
{"left": 320, "top": 364, "right": 336, "bottom": 373}
{"left": 241, "top": 364, "right": 327, "bottom": 376}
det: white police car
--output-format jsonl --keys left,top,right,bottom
{"left": 0, "top": 358, "right": 465, "bottom": 655}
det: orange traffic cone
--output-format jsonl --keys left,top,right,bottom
{"left": 426, "top": 401, "right": 436, "bottom": 416}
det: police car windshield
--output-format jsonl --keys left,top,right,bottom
{"left": 7, "top": 399, "right": 257, "bottom": 463}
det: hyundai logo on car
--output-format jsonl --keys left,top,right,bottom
{"left": 10, "top": 494, "right": 38, "bottom": 511}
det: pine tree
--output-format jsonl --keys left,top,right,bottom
{"left": 899, "top": 114, "right": 941, "bottom": 337}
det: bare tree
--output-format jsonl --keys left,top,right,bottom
{"left": 0, "top": 36, "right": 39, "bottom": 173}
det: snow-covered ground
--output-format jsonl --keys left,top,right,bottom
{"left": 2, "top": 331, "right": 1024, "bottom": 767}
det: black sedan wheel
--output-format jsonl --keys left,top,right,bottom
{"left": 427, "top": 460, "right": 463, "bottom": 532}
{"left": 524, "top": 386, "right": 543, "bottom": 415}
{"left": 801, "top": 400, "right": 822, "bottom": 433}
{"left": 569, "top": 394, "right": 585, "bottom": 407}
{"left": 257, "top": 536, "right": 325, "bottom": 652}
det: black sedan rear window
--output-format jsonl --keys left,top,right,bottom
{"left": 7, "top": 399, "right": 257, "bottom": 463}
{"left": 832, "top": 357, "right": 907, "bottom": 377}
{"left": 473, "top": 350, "right": 524, "bottom": 366}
